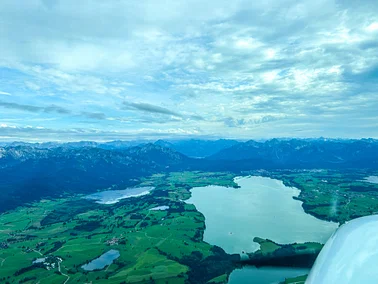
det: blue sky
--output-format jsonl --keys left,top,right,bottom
{"left": 0, "top": 0, "right": 378, "bottom": 141}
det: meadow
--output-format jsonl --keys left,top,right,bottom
{"left": 0, "top": 172, "right": 238, "bottom": 284}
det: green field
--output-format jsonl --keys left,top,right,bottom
{"left": 0, "top": 172, "right": 239, "bottom": 284}
{"left": 1, "top": 170, "right": 378, "bottom": 284}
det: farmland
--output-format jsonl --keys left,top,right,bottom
{"left": 0, "top": 172, "right": 239, "bottom": 284}
{"left": 1, "top": 169, "right": 378, "bottom": 283}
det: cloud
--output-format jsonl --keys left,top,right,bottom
{"left": 189, "top": 115, "right": 205, "bottom": 121}
{"left": 81, "top": 112, "right": 107, "bottom": 120}
{"left": 0, "top": 91, "right": 11, "bottom": 96}
{"left": 0, "top": 100, "right": 70, "bottom": 114}
{"left": 223, "top": 114, "right": 288, "bottom": 128}
{"left": 0, "top": 100, "right": 108, "bottom": 120}
{"left": 25, "top": 81, "right": 41, "bottom": 91}
{"left": 0, "top": 124, "right": 203, "bottom": 142}
{"left": 124, "top": 102, "right": 182, "bottom": 117}
{"left": 0, "top": 0, "right": 378, "bottom": 141}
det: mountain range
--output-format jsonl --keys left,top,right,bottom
{"left": 1, "top": 139, "right": 240, "bottom": 157}
{"left": 1, "top": 138, "right": 378, "bottom": 213}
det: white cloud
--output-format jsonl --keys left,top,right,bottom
{"left": 0, "top": 123, "right": 16, "bottom": 128}
{"left": 234, "top": 38, "right": 262, "bottom": 50}
{"left": 25, "top": 81, "right": 41, "bottom": 91}
{"left": 366, "top": 22, "right": 378, "bottom": 32}
{"left": 0, "top": 91, "right": 11, "bottom": 96}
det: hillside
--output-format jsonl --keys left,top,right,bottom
{"left": 0, "top": 144, "right": 192, "bottom": 213}
{"left": 154, "top": 139, "right": 239, "bottom": 157}
{"left": 208, "top": 138, "right": 378, "bottom": 169}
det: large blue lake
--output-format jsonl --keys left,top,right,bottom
{"left": 187, "top": 176, "right": 339, "bottom": 283}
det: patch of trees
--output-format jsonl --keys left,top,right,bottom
{"left": 350, "top": 185, "right": 378, "bottom": 192}
{"left": 14, "top": 263, "right": 43, "bottom": 276}
{"left": 130, "top": 213, "right": 144, "bottom": 219}
{"left": 157, "top": 246, "right": 240, "bottom": 284}
{"left": 168, "top": 204, "right": 185, "bottom": 214}
{"left": 140, "top": 221, "right": 149, "bottom": 227}
{"left": 45, "top": 240, "right": 66, "bottom": 254}
{"left": 244, "top": 244, "right": 320, "bottom": 268}
{"left": 73, "top": 221, "right": 102, "bottom": 232}
{"left": 190, "top": 229, "right": 203, "bottom": 242}
{"left": 151, "top": 190, "right": 169, "bottom": 197}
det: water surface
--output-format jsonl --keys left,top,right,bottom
{"left": 33, "top": 258, "right": 46, "bottom": 264}
{"left": 149, "top": 205, "right": 170, "bottom": 211}
{"left": 187, "top": 176, "right": 338, "bottom": 254}
{"left": 364, "top": 176, "right": 378, "bottom": 184}
{"left": 81, "top": 249, "right": 120, "bottom": 271}
{"left": 229, "top": 266, "right": 309, "bottom": 284}
{"left": 84, "top": 187, "right": 153, "bottom": 204}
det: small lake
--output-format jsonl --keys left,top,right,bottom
{"left": 364, "top": 176, "right": 378, "bottom": 184}
{"left": 84, "top": 187, "right": 153, "bottom": 204}
{"left": 33, "top": 258, "right": 46, "bottom": 264}
{"left": 81, "top": 249, "right": 120, "bottom": 271}
{"left": 186, "top": 176, "right": 338, "bottom": 254}
{"left": 149, "top": 206, "right": 170, "bottom": 211}
{"left": 229, "top": 266, "right": 309, "bottom": 284}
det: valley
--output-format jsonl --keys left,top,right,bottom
{"left": 1, "top": 169, "right": 378, "bottom": 284}
{"left": 0, "top": 172, "right": 239, "bottom": 284}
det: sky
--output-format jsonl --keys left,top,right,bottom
{"left": 0, "top": 0, "right": 378, "bottom": 142}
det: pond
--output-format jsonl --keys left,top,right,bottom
{"left": 186, "top": 176, "right": 338, "bottom": 254}
{"left": 84, "top": 187, "right": 153, "bottom": 204}
{"left": 33, "top": 258, "right": 46, "bottom": 264}
{"left": 81, "top": 249, "right": 120, "bottom": 271}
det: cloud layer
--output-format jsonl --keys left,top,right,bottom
{"left": 0, "top": 0, "right": 377, "bottom": 141}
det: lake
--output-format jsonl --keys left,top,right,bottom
{"left": 81, "top": 249, "right": 120, "bottom": 271}
{"left": 149, "top": 205, "right": 170, "bottom": 211}
{"left": 186, "top": 176, "right": 338, "bottom": 284}
{"left": 84, "top": 187, "right": 153, "bottom": 204}
{"left": 33, "top": 257, "right": 46, "bottom": 264}
{"left": 364, "top": 176, "right": 378, "bottom": 184}
{"left": 229, "top": 266, "right": 309, "bottom": 284}
{"left": 187, "top": 176, "right": 338, "bottom": 254}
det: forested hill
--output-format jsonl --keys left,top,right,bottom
{"left": 0, "top": 144, "right": 193, "bottom": 213}
{"left": 207, "top": 138, "right": 378, "bottom": 169}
